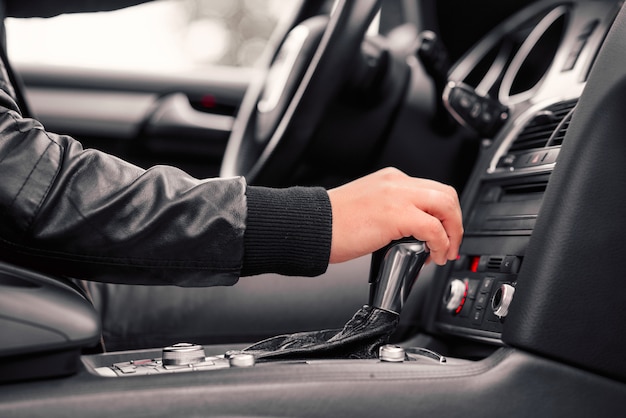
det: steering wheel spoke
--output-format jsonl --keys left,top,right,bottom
{"left": 221, "top": 0, "right": 381, "bottom": 186}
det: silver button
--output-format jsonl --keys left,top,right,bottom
{"left": 229, "top": 353, "right": 256, "bottom": 368}
{"left": 379, "top": 344, "right": 405, "bottom": 362}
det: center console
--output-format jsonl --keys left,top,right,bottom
{"left": 427, "top": 0, "right": 619, "bottom": 345}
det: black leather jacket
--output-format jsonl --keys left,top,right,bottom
{"left": 0, "top": 2, "right": 332, "bottom": 286}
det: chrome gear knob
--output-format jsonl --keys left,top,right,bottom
{"left": 369, "top": 240, "right": 429, "bottom": 315}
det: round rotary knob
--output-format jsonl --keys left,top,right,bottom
{"left": 443, "top": 278, "right": 467, "bottom": 314}
{"left": 162, "top": 343, "right": 206, "bottom": 366}
{"left": 229, "top": 353, "right": 256, "bottom": 368}
{"left": 492, "top": 283, "right": 515, "bottom": 318}
{"left": 379, "top": 344, "right": 406, "bottom": 362}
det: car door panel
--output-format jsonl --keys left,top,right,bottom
{"left": 18, "top": 63, "right": 252, "bottom": 178}
{"left": 25, "top": 86, "right": 157, "bottom": 139}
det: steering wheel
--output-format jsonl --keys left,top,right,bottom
{"left": 220, "top": 0, "right": 381, "bottom": 186}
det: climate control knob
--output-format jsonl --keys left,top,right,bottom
{"left": 443, "top": 279, "right": 467, "bottom": 314}
{"left": 492, "top": 283, "right": 516, "bottom": 318}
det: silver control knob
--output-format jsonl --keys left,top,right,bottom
{"left": 162, "top": 343, "right": 206, "bottom": 366}
{"left": 492, "top": 283, "right": 516, "bottom": 318}
{"left": 443, "top": 279, "right": 467, "bottom": 313}
{"left": 379, "top": 345, "right": 406, "bottom": 362}
{"left": 229, "top": 353, "right": 256, "bottom": 368}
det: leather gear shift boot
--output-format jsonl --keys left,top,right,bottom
{"left": 232, "top": 305, "right": 399, "bottom": 361}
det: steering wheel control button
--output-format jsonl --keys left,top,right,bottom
{"left": 229, "top": 353, "right": 256, "bottom": 368}
{"left": 162, "top": 343, "right": 206, "bottom": 366}
{"left": 492, "top": 284, "right": 516, "bottom": 318}
{"left": 443, "top": 278, "right": 468, "bottom": 314}
{"left": 379, "top": 345, "right": 406, "bottom": 362}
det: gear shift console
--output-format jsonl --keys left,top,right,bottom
{"left": 225, "top": 239, "right": 430, "bottom": 361}
{"left": 87, "top": 240, "right": 431, "bottom": 376}
{"left": 369, "top": 240, "right": 429, "bottom": 314}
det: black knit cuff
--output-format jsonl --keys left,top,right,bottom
{"left": 241, "top": 185, "right": 332, "bottom": 277}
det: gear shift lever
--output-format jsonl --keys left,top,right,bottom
{"left": 369, "top": 240, "right": 429, "bottom": 315}
{"left": 231, "top": 240, "right": 429, "bottom": 361}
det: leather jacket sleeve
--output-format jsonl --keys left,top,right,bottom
{"left": 0, "top": 85, "right": 248, "bottom": 286}
{"left": 0, "top": 70, "right": 332, "bottom": 287}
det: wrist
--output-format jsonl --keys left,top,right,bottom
{"left": 242, "top": 185, "right": 332, "bottom": 277}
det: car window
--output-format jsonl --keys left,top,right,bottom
{"left": 4, "top": 0, "right": 298, "bottom": 74}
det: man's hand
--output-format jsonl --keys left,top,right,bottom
{"left": 327, "top": 167, "right": 463, "bottom": 266}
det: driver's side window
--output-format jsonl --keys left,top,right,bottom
{"left": 5, "top": 0, "right": 297, "bottom": 74}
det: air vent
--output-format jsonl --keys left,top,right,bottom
{"left": 486, "top": 256, "right": 504, "bottom": 271}
{"left": 509, "top": 100, "right": 577, "bottom": 152}
{"left": 547, "top": 105, "right": 576, "bottom": 146}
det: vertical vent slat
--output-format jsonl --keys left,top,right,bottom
{"left": 509, "top": 99, "right": 577, "bottom": 152}
{"left": 547, "top": 108, "right": 575, "bottom": 147}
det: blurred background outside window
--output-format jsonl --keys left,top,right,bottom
{"left": 5, "top": 0, "right": 298, "bottom": 73}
